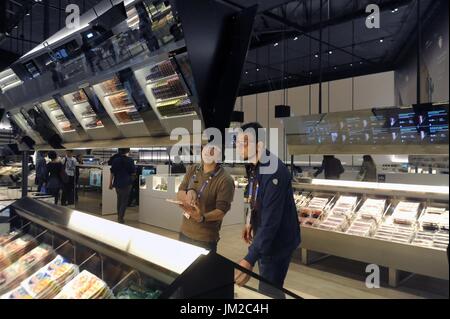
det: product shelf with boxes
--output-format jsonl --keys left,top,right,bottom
{"left": 293, "top": 179, "right": 449, "bottom": 287}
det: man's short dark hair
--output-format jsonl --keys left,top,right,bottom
{"left": 118, "top": 148, "right": 130, "bottom": 155}
{"left": 240, "top": 122, "right": 266, "bottom": 145}
{"left": 48, "top": 151, "right": 57, "bottom": 160}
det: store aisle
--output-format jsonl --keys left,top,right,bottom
{"left": 97, "top": 210, "right": 448, "bottom": 299}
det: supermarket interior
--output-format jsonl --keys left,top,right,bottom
{"left": 0, "top": 0, "right": 449, "bottom": 300}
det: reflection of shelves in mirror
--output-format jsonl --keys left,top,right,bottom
{"left": 81, "top": 114, "right": 98, "bottom": 119}
{"left": 72, "top": 101, "right": 89, "bottom": 106}
{"left": 147, "top": 73, "right": 177, "bottom": 85}
{"left": 104, "top": 89, "right": 126, "bottom": 98}
{"left": 112, "top": 106, "right": 136, "bottom": 113}
{"left": 156, "top": 94, "right": 188, "bottom": 103}
{"left": 117, "top": 120, "right": 144, "bottom": 126}
{"left": 85, "top": 125, "right": 104, "bottom": 130}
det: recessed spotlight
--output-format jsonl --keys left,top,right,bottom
{"left": 14, "top": 25, "right": 18, "bottom": 29}
{"left": 256, "top": 68, "right": 260, "bottom": 72}
{"left": 293, "top": 36, "right": 298, "bottom": 41}
{"left": 379, "top": 38, "right": 384, "bottom": 43}
{"left": 350, "top": 63, "right": 353, "bottom": 67}
{"left": 391, "top": 8, "right": 399, "bottom": 13}
{"left": 329, "top": 51, "right": 333, "bottom": 55}
{"left": 334, "top": 67, "right": 337, "bottom": 70}
{"left": 314, "top": 54, "right": 319, "bottom": 58}
{"left": 274, "top": 42, "right": 279, "bottom": 47}
{"left": 26, "top": 12, "right": 30, "bottom": 16}
{"left": 360, "top": 61, "right": 363, "bottom": 65}
{"left": 309, "top": 72, "right": 313, "bottom": 75}
{"left": 245, "top": 71, "right": 248, "bottom": 75}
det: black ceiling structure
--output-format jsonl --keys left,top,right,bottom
{"left": 0, "top": 0, "right": 446, "bottom": 95}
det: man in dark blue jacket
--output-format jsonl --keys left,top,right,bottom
{"left": 234, "top": 122, "right": 301, "bottom": 298}
{"left": 109, "top": 148, "right": 136, "bottom": 224}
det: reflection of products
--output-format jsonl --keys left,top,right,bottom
{"left": 157, "top": 97, "right": 195, "bottom": 117}
{"left": 72, "top": 91, "right": 87, "bottom": 104}
{"left": 60, "top": 121, "right": 74, "bottom": 132}
{"left": 55, "top": 113, "right": 69, "bottom": 121}
{"left": 101, "top": 77, "right": 122, "bottom": 94}
{"left": 109, "top": 92, "right": 133, "bottom": 110}
{"left": 146, "top": 61, "right": 175, "bottom": 81}
{"left": 151, "top": 78, "right": 185, "bottom": 100}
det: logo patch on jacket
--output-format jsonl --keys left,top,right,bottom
{"left": 272, "top": 178, "right": 278, "bottom": 185}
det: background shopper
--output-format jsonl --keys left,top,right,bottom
{"left": 314, "top": 155, "right": 345, "bottom": 180}
{"left": 35, "top": 151, "right": 48, "bottom": 193}
{"left": 176, "top": 145, "right": 235, "bottom": 252}
{"left": 358, "top": 155, "right": 377, "bottom": 182}
{"left": 234, "top": 122, "right": 301, "bottom": 299}
{"left": 45, "top": 151, "right": 63, "bottom": 205}
{"left": 109, "top": 148, "right": 136, "bottom": 224}
{"left": 61, "top": 150, "right": 78, "bottom": 206}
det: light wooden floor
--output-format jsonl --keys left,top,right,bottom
{"left": 76, "top": 192, "right": 449, "bottom": 299}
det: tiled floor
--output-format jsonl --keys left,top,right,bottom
{"left": 76, "top": 193, "right": 449, "bottom": 299}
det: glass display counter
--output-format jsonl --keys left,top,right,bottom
{"left": 294, "top": 179, "right": 449, "bottom": 287}
{"left": 1, "top": 198, "right": 299, "bottom": 299}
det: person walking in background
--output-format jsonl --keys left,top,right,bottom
{"left": 75, "top": 154, "right": 83, "bottom": 203}
{"left": 109, "top": 148, "right": 136, "bottom": 224}
{"left": 45, "top": 151, "right": 63, "bottom": 205}
{"left": 35, "top": 151, "right": 48, "bottom": 193}
{"left": 358, "top": 155, "right": 377, "bottom": 182}
{"left": 314, "top": 155, "right": 345, "bottom": 180}
{"left": 61, "top": 150, "right": 78, "bottom": 206}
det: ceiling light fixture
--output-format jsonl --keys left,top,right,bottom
{"left": 274, "top": 42, "right": 279, "bottom": 47}
{"left": 314, "top": 54, "right": 319, "bottom": 58}
{"left": 391, "top": 8, "right": 399, "bottom": 13}
{"left": 256, "top": 68, "right": 260, "bottom": 72}
{"left": 329, "top": 51, "right": 333, "bottom": 55}
{"left": 293, "top": 36, "right": 298, "bottom": 41}
{"left": 379, "top": 38, "right": 384, "bottom": 43}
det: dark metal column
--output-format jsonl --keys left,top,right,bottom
{"left": 318, "top": 0, "right": 323, "bottom": 114}
{"left": 44, "top": 0, "right": 50, "bottom": 40}
{"left": 21, "top": 151, "right": 29, "bottom": 198}
{"left": 416, "top": 0, "right": 422, "bottom": 105}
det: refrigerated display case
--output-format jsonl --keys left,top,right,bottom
{"left": 39, "top": 98, "right": 76, "bottom": 134}
{"left": 294, "top": 179, "right": 449, "bottom": 287}
{"left": 1, "top": 198, "right": 299, "bottom": 299}
{"left": 62, "top": 89, "right": 104, "bottom": 131}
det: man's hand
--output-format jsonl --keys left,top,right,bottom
{"left": 242, "top": 224, "right": 253, "bottom": 244}
{"left": 234, "top": 259, "right": 253, "bottom": 287}
{"left": 186, "top": 190, "right": 198, "bottom": 206}
{"left": 187, "top": 203, "right": 202, "bottom": 222}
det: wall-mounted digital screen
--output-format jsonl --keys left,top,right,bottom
{"left": 288, "top": 105, "right": 448, "bottom": 146}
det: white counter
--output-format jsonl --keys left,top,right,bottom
{"left": 139, "top": 175, "right": 245, "bottom": 232}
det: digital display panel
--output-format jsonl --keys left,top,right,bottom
{"left": 289, "top": 105, "right": 448, "bottom": 146}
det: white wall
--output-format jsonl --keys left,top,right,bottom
{"left": 239, "top": 71, "right": 396, "bottom": 161}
